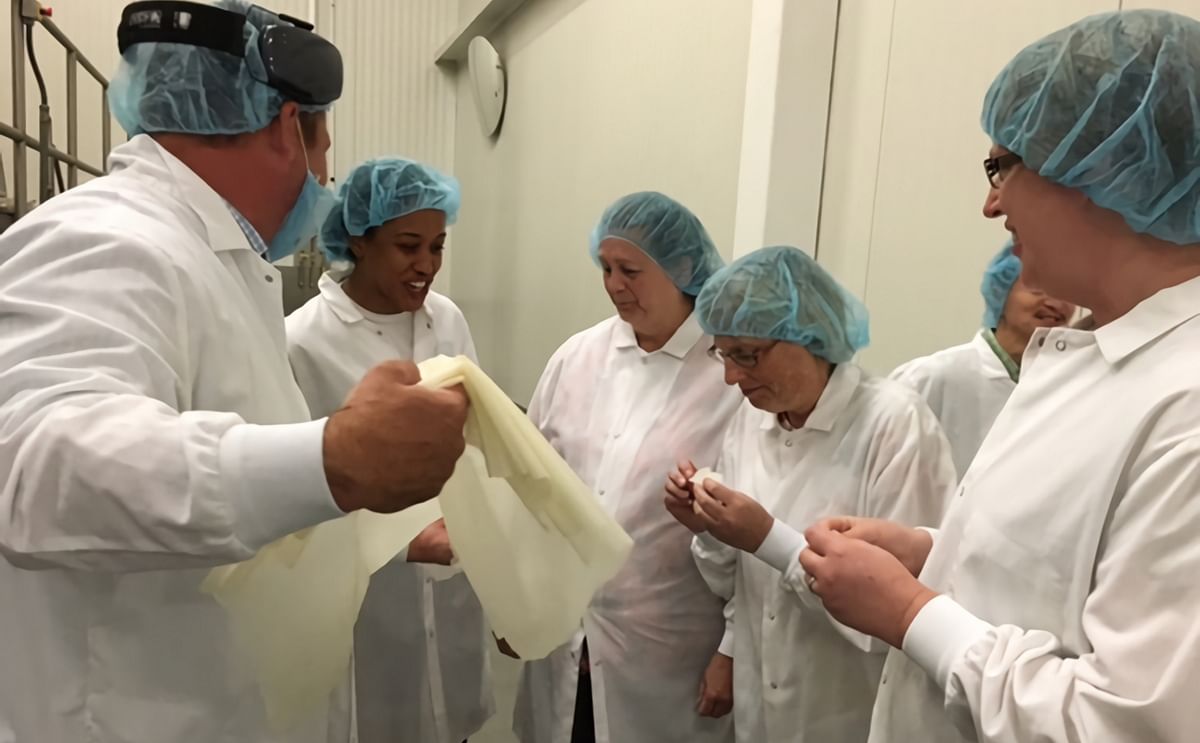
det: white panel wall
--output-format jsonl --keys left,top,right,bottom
{"left": 1122, "top": 0, "right": 1200, "bottom": 12}
{"left": 731, "top": 0, "right": 838, "bottom": 259}
{"left": 327, "top": 0, "right": 457, "bottom": 177}
{"left": 817, "top": 0, "right": 1118, "bottom": 376}
{"left": 325, "top": 0, "right": 459, "bottom": 290}
{"left": 449, "top": 0, "right": 753, "bottom": 403}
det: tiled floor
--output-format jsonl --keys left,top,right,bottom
{"left": 474, "top": 649, "right": 522, "bottom": 743}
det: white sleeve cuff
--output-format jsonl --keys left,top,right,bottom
{"left": 902, "top": 594, "right": 994, "bottom": 689}
{"left": 717, "top": 626, "right": 735, "bottom": 656}
{"left": 220, "top": 419, "right": 345, "bottom": 551}
{"left": 695, "top": 529, "right": 727, "bottom": 551}
{"left": 752, "top": 519, "right": 807, "bottom": 573}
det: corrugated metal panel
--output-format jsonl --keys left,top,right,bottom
{"left": 329, "top": 0, "right": 458, "bottom": 178}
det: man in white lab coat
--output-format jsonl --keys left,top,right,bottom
{"left": 890, "top": 240, "right": 1075, "bottom": 478}
{"left": 799, "top": 10, "right": 1200, "bottom": 743}
{"left": 665, "top": 246, "right": 956, "bottom": 743}
{"left": 0, "top": 3, "right": 467, "bottom": 742}
{"left": 287, "top": 158, "right": 494, "bottom": 743}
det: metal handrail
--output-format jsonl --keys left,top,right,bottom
{"left": 4, "top": 0, "right": 111, "bottom": 220}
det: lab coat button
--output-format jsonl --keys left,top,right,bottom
{"left": 599, "top": 489, "right": 606, "bottom": 496}
{"left": 264, "top": 274, "right": 274, "bottom": 283}
{"left": 1038, "top": 338, "right": 1046, "bottom": 347}
{"left": 768, "top": 613, "right": 776, "bottom": 621}
{"left": 770, "top": 682, "right": 778, "bottom": 690}
{"left": 1055, "top": 339, "right": 1067, "bottom": 351}
{"left": 784, "top": 439, "right": 793, "bottom": 448}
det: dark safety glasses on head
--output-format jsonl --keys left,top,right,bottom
{"left": 116, "top": 0, "right": 343, "bottom": 107}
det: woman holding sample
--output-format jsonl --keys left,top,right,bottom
{"left": 665, "top": 246, "right": 956, "bottom": 743}
{"left": 514, "top": 192, "right": 743, "bottom": 743}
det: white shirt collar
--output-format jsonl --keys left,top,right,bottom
{"left": 1094, "top": 274, "right": 1200, "bottom": 364}
{"left": 761, "top": 362, "right": 863, "bottom": 434}
{"left": 613, "top": 313, "right": 704, "bottom": 360}
{"left": 138, "top": 134, "right": 255, "bottom": 256}
{"left": 317, "top": 271, "right": 433, "bottom": 328}
{"left": 971, "top": 330, "right": 1016, "bottom": 380}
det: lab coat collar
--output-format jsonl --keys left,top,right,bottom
{"left": 317, "top": 271, "right": 435, "bottom": 330}
{"left": 124, "top": 134, "right": 260, "bottom": 256}
{"left": 613, "top": 313, "right": 704, "bottom": 360}
{"left": 759, "top": 362, "right": 862, "bottom": 434}
{"left": 971, "top": 330, "right": 1017, "bottom": 381}
{"left": 1094, "top": 274, "right": 1200, "bottom": 364}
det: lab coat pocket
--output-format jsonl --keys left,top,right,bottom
{"left": 952, "top": 515, "right": 1070, "bottom": 634}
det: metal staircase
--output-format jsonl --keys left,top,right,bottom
{"left": 2, "top": 0, "right": 110, "bottom": 231}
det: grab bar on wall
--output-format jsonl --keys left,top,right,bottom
{"left": 3, "top": 0, "right": 110, "bottom": 225}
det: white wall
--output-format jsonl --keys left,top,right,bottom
{"left": 449, "top": 0, "right": 753, "bottom": 403}
{"left": 325, "top": 0, "right": 459, "bottom": 290}
{"left": 732, "top": 0, "right": 838, "bottom": 258}
{"left": 816, "top": 0, "right": 1122, "bottom": 375}
{"left": 328, "top": 0, "right": 457, "bottom": 179}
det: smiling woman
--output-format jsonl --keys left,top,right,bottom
{"left": 283, "top": 157, "right": 494, "bottom": 743}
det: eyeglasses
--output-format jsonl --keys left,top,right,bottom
{"left": 983, "top": 153, "right": 1023, "bottom": 189}
{"left": 707, "top": 342, "right": 777, "bottom": 369}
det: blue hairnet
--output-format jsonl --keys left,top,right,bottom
{"left": 589, "top": 192, "right": 724, "bottom": 296}
{"left": 982, "top": 10, "right": 1200, "bottom": 245}
{"left": 696, "top": 246, "right": 869, "bottom": 363}
{"left": 109, "top": 0, "right": 329, "bottom": 136}
{"left": 321, "top": 158, "right": 461, "bottom": 262}
{"left": 981, "top": 240, "right": 1022, "bottom": 328}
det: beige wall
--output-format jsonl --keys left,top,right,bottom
{"left": 449, "top": 0, "right": 753, "bottom": 403}
{"left": 815, "top": 0, "right": 1124, "bottom": 376}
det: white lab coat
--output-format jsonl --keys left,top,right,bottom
{"left": 0, "top": 135, "right": 349, "bottom": 742}
{"left": 514, "top": 314, "right": 743, "bottom": 743}
{"left": 693, "top": 364, "right": 956, "bottom": 743}
{"left": 869, "top": 276, "right": 1200, "bottom": 743}
{"left": 890, "top": 332, "right": 1016, "bottom": 478}
{"left": 286, "top": 274, "right": 494, "bottom": 743}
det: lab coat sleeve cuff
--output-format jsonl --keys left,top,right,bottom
{"left": 902, "top": 594, "right": 994, "bottom": 689}
{"left": 695, "top": 529, "right": 727, "bottom": 551}
{"left": 718, "top": 626, "right": 736, "bottom": 657}
{"left": 752, "top": 519, "right": 807, "bottom": 574}
{"left": 221, "top": 419, "right": 345, "bottom": 551}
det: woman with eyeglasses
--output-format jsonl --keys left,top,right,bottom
{"left": 800, "top": 11, "right": 1200, "bottom": 743}
{"left": 514, "top": 192, "right": 743, "bottom": 743}
{"left": 890, "top": 240, "right": 1076, "bottom": 479}
{"left": 663, "top": 245, "right": 955, "bottom": 743}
